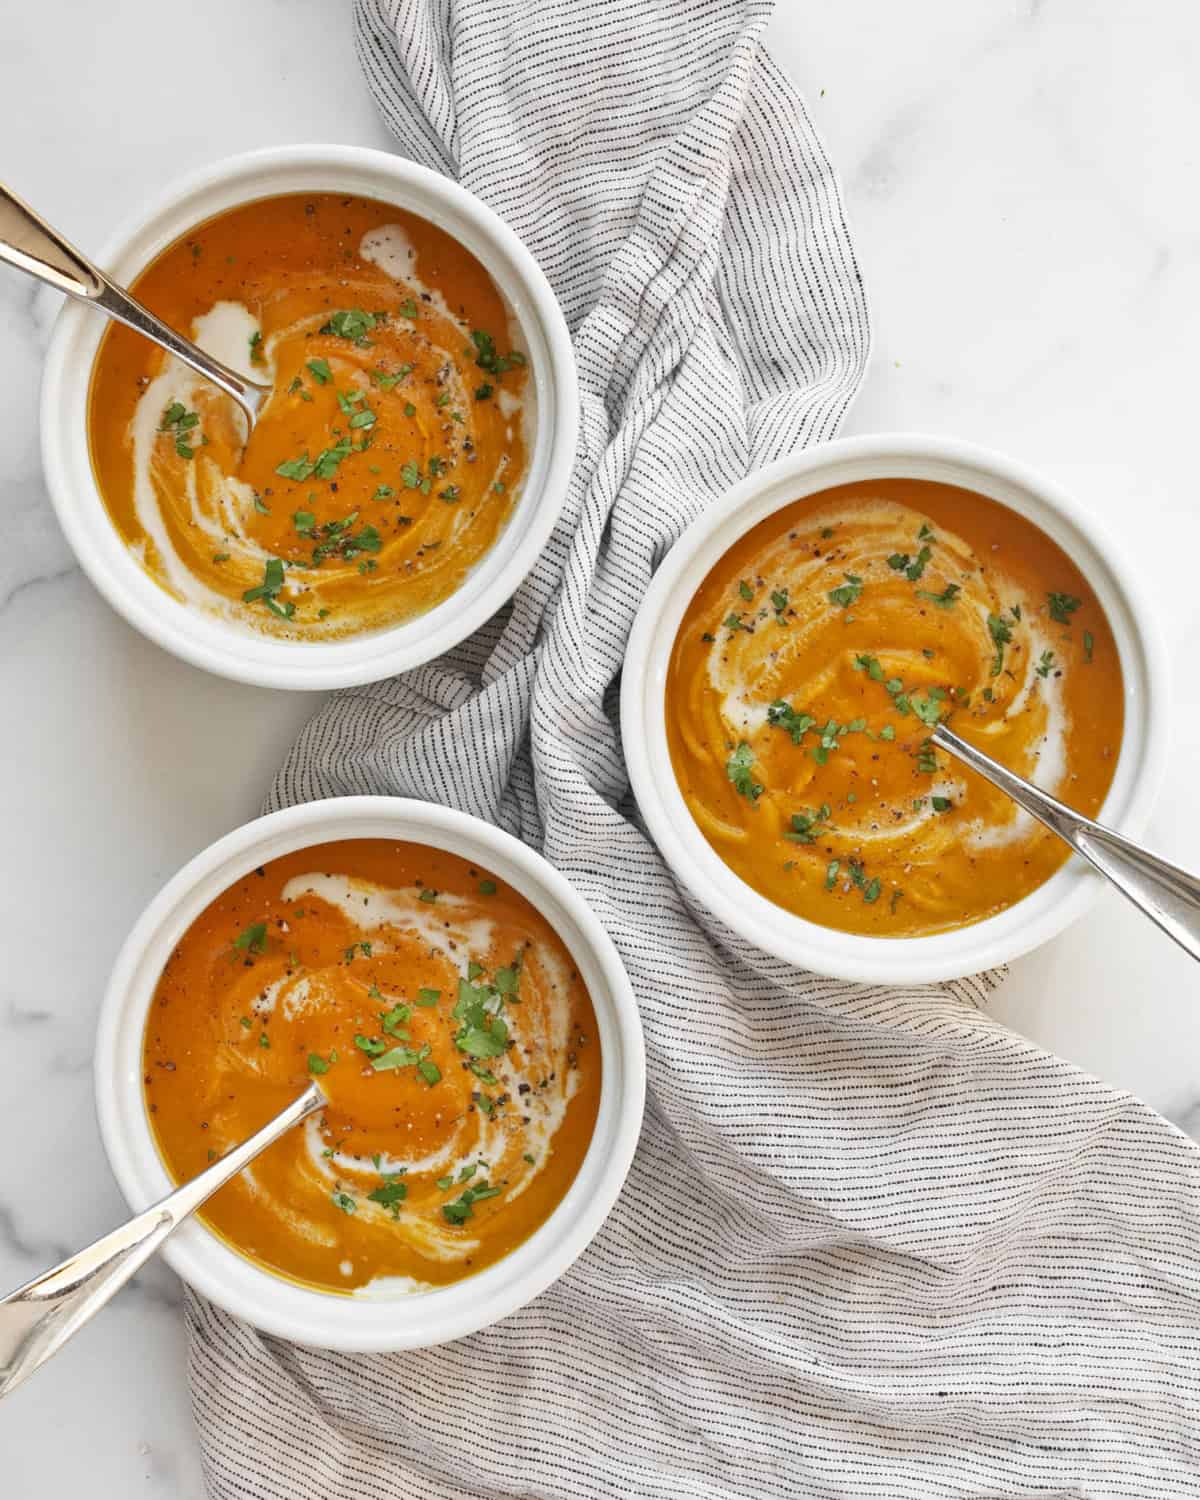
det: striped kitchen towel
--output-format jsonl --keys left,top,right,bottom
{"left": 185, "top": 1, "right": 1200, "bottom": 1494}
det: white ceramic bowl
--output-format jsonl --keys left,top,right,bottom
{"left": 621, "top": 434, "right": 1169, "bottom": 984}
{"left": 94, "top": 797, "right": 645, "bottom": 1351}
{"left": 41, "top": 145, "right": 578, "bottom": 690}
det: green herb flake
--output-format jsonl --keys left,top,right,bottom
{"left": 767, "top": 700, "right": 816, "bottom": 744}
{"left": 367, "top": 1179, "right": 408, "bottom": 1210}
{"left": 987, "top": 612, "right": 1013, "bottom": 676}
{"left": 916, "top": 583, "right": 961, "bottom": 609}
{"left": 320, "top": 309, "right": 377, "bottom": 342}
{"left": 275, "top": 454, "right": 315, "bottom": 482}
{"left": 828, "top": 574, "right": 863, "bottom": 609}
{"left": 1047, "top": 592, "right": 1082, "bottom": 624}
{"left": 478, "top": 879, "right": 497, "bottom": 895}
{"left": 332, "top": 1191, "right": 356, "bottom": 1215}
{"left": 726, "top": 741, "right": 762, "bottom": 801}
{"left": 233, "top": 921, "right": 267, "bottom": 955}
{"left": 308, "top": 1053, "right": 332, "bottom": 1074}
{"left": 1083, "top": 629, "right": 1094, "bottom": 664}
{"left": 415, "top": 987, "right": 441, "bottom": 1007}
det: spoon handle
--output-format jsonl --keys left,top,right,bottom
{"left": 932, "top": 723, "right": 1200, "bottom": 964}
{"left": 0, "top": 1082, "right": 324, "bottom": 1401}
{"left": 0, "top": 179, "right": 267, "bottom": 425}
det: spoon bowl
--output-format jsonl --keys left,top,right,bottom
{"left": 0, "top": 1081, "right": 324, "bottom": 1401}
{"left": 932, "top": 723, "right": 1200, "bottom": 964}
{"left": 0, "top": 178, "right": 271, "bottom": 432}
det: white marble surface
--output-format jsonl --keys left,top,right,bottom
{"left": 2, "top": 0, "right": 1198, "bottom": 1492}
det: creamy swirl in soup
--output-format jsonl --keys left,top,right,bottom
{"left": 142, "top": 841, "right": 599, "bottom": 1295}
{"left": 666, "top": 479, "right": 1124, "bottom": 937}
{"left": 89, "top": 193, "right": 531, "bottom": 640}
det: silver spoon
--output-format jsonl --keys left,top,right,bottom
{"left": 932, "top": 723, "right": 1200, "bottom": 962}
{"left": 0, "top": 1080, "right": 324, "bottom": 1401}
{"left": 0, "top": 179, "right": 271, "bottom": 432}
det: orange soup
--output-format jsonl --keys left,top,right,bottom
{"left": 667, "top": 479, "right": 1123, "bottom": 937}
{"left": 89, "top": 193, "right": 531, "bottom": 639}
{"left": 142, "top": 840, "right": 600, "bottom": 1295}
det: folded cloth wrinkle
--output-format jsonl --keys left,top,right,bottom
{"left": 185, "top": 2, "right": 1200, "bottom": 1496}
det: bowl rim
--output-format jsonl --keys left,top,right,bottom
{"left": 40, "top": 143, "right": 579, "bottom": 690}
{"left": 620, "top": 432, "right": 1170, "bottom": 984}
{"left": 93, "top": 796, "right": 646, "bottom": 1351}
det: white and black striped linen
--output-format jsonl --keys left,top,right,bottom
{"left": 185, "top": 2, "right": 1200, "bottom": 1494}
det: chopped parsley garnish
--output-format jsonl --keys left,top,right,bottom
{"left": 726, "top": 742, "right": 762, "bottom": 801}
{"left": 415, "top": 987, "right": 441, "bottom": 1006}
{"left": 786, "top": 804, "right": 831, "bottom": 844}
{"left": 828, "top": 574, "right": 863, "bottom": 609}
{"left": 275, "top": 454, "right": 315, "bottom": 481}
{"left": 1036, "top": 650, "right": 1055, "bottom": 678}
{"left": 233, "top": 921, "right": 267, "bottom": 955}
{"left": 987, "top": 612, "right": 1013, "bottom": 676}
{"left": 453, "top": 975, "right": 509, "bottom": 1058}
{"left": 903, "top": 546, "right": 932, "bottom": 583}
{"left": 478, "top": 879, "right": 497, "bottom": 895}
{"left": 371, "top": 1044, "right": 428, "bottom": 1072}
{"left": 916, "top": 738, "right": 938, "bottom": 774}
{"left": 738, "top": 579, "right": 754, "bottom": 602}
{"left": 417, "top": 1058, "right": 442, "bottom": 1085}
{"left": 320, "top": 308, "right": 377, "bottom": 343}
{"left": 824, "top": 860, "right": 840, "bottom": 890}
{"left": 767, "top": 700, "right": 816, "bottom": 744}
{"left": 723, "top": 611, "right": 751, "bottom": 633}
{"left": 332, "top": 1191, "right": 356, "bottom": 1215}
{"left": 159, "top": 401, "right": 202, "bottom": 459}
{"left": 931, "top": 795, "right": 953, "bottom": 812}
{"left": 1047, "top": 592, "right": 1081, "bottom": 624}
{"left": 367, "top": 1178, "right": 408, "bottom": 1211}
{"left": 313, "top": 436, "right": 354, "bottom": 479}
{"left": 242, "top": 558, "right": 294, "bottom": 618}
{"left": 475, "top": 382, "right": 494, "bottom": 400}
{"left": 310, "top": 515, "right": 382, "bottom": 566}
{"left": 354, "top": 1034, "right": 388, "bottom": 1058}
{"left": 1083, "top": 630, "right": 1094, "bottom": 664}
{"left": 771, "top": 588, "right": 789, "bottom": 624}
{"left": 307, "top": 1053, "right": 332, "bottom": 1074}
{"left": 373, "top": 484, "right": 395, "bottom": 500}
{"left": 306, "top": 357, "right": 332, "bottom": 384}
{"left": 853, "top": 653, "right": 886, "bottom": 682}
{"left": 418, "top": 888, "right": 438, "bottom": 903}
{"left": 916, "top": 583, "right": 960, "bottom": 609}
{"left": 471, "top": 329, "right": 526, "bottom": 377}
{"left": 442, "top": 1182, "right": 501, "bottom": 1225}
{"left": 910, "top": 687, "right": 947, "bottom": 727}
{"left": 293, "top": 510, "right": 316, "bottom": 536}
